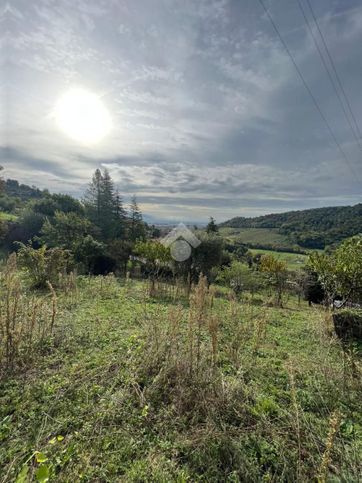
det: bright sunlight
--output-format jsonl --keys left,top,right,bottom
{"left": 54, "top": 87, "right": 112, "bottom": 144}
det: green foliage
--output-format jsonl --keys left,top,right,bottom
{"left": 41, "top": 211, "right": 93, "bottom": 249}
{"left": 206, "top": 216, "right": 218, "bottom": 234}
{"left": 83, "top": 168, "right": 129, "bottom": 240}
{"left": 74, "top": 235, "right": 106, "bottom": 274}
{"left": 4, "top": 178, "right": 45, "bottom": 201}
{"left": 17, "top": 243, "right": 72, "bottom": 288}
{"left": 135, "top": 240, "right": 171, "bottom": 267}
{"left": 309, "top": 235, "right": 362, "bottom": 304}
{"left": 301, "top": 267, "right": 325, "bottom": 305}
{"left": 260, "top": 254, "right": 288, "bottom": 306}
{"left": 216, "top": 261, "right": 264, "bottom": 296}
{"left": 1, "top": 276, "right": 361, "bottom": 482}
{"left": 107, "top": 239, "right": 133, "bottom": 273}
{"left": 129, "top": 195, "right": 145, "bottom": 241}
{"left": 174, "top": 233, "right": 223, "bottom": 284}
{"left": 221, "top": 203, "right": 362, "bottom": 249}
{"left": 50, "top": 193, "right": 84, "bottom": 215}
{"left": 0, "top": 193, "right": 18, "bottom": 212}
{"left": 332, "top": 309, "right": 362, "bottom": 341}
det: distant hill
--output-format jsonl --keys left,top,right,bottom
{"left": 4, "top": 179, "right": 46, "bottom": 201}
{"left": 220, "top": 204, "right": 362, "bottom": 249}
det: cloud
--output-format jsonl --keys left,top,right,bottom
{"left": 1, "top": 0, "right": 361, "bottom": 221}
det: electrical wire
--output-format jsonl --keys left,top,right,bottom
{"left": 296, "top": 0, "right": 362, "bottom": 153}
{"left": 257, "top": 0, "right": 360, "bottom": 182}
{"left": 305, "top": 0, "right": 362, "bottom": 141}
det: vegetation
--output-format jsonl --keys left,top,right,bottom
{"left": 249, "top": 248, "right": 307, "bottom": 271}
{"left": 221, "top": 204, "right": 362, "bottom": 249}
{"left": 1, "top": 262, "right": 361, "bottom": 481}
{"left": 0, "top": 168, "right": 361, "bottom": 482}
{"left": 309, "top": 235, "right": 362, "bottom": 306}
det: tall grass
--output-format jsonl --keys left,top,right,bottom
{"left": 0, "top": 255, "right": 60, "bottom": 372}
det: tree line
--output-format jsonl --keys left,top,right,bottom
{"left": 0, "top": 168, "right": 151, "bottom": 275}
{"left": 1, "top": 166, "right": 361, "bottom": 319}
{"left": 221, "top": 203, "right": 362, "bottom": 249}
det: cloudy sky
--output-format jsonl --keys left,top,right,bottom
{"left": 1, "top": 0, "right": 361, "bottom": 222}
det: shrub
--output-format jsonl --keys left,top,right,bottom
{"left": 17, "top": 243, "right": 73, "bottom": 288}
{"left": 332, "top": 309, "right": 362, "bottom": 341}
{"left": 0, "top": 254, "right": 57, "bottom": 371}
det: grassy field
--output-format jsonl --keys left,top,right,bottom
{"left": 249, "top": 248, "right": 308, "bottom": 270}
{"left": 1, "top": 273, "right": 361, "bottom": 482}
{"left": 219, "top": 227, "right": 293, "bottom": 247}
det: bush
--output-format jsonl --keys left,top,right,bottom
{"left": 17, "top": 243, "right": 73, "bottom": 288}
{"left": 332, "top": 309, "right": 362, "bottom": 341}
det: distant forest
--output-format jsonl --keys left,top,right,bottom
{"left": 221, "top": 204, "right": 362, "bottom": 249}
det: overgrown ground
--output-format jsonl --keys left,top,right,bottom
{"left": 1, "top": 276, "right": 361, "bottom": 482}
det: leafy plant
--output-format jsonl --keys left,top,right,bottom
{"left": 17, "top": 243, "right": 72, "bottom": 288}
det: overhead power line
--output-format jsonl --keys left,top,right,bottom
{"left": 257, "top": 0, "right": 360, "bottom": 182}
{"left": 305, "top": 0, "right": 362, "bottom": 142}
{"left": 296, "top": 0, "right": 362, "bottom": 153}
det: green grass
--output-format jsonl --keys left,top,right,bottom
{"left": 1, "top": 276, "right": 361, "bottom": 482}
{"left": 249, "top": 248, "right": 308, "bottom": 270}
{"left": 219, "top": 227, "right": 293, "bottom": 247}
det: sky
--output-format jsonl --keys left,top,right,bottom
{"left": 1, "top": 0, "right": 361, "bottom": 223}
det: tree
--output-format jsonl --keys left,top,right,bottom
{"left": 83, "top": 168, "right": 126, "bottom": 240}
{"left": 83, "top": 168, "right": 103, "bottom": 230}
{"left": 0, "top": 166, "right": 4, "bottom": 193}
{"left": 74, "top": 235, "right": 106, "bottom": 274}
{"left": 113, "top": 190, "right": 127, "bottom": 238}
{"left": 217, "top": 261, "right": 264, "bottom": 298}
{"left": 100, "top": 168, "right": 117, "bottom": 238}
{"left": 129, "top": 195, "right": 145, "bottom": 241}
{"left": 107, "top": 239, "right": 133, "bottom": 274}
{"left": 41, "top": 211, "right": 93, "bottom": 249}
{"left": 173, "top": 233, "right": 224, "bottom": 286}
{"left": 51, "top": 193, "right": 84, "bottom": 215}
{"left": 17, "top": 243, "right": 73, "bottom": 288}
{"left": 134, "top": 240, "right": 171, "bottom": 294}
{"left": 309, "top": 235, "right": 362, "bottom": 306}
{"left": 301, "top": 268, "right": 325, "bottom": 306}
{"left": 259, "top": 254, "right": 287, "bottom": 307}
{"left": 206, "top": 216, "right": 218, "bottom": 234}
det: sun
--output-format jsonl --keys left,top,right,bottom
{"left": 54, "top": 88, "right": 112, "bottom": 144}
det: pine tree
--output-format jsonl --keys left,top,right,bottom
{"left": 83, "top": 168, "right": 103, "bottom": 227}
{"left": 206, "top": 216, "right": 218, "bottom": 234}
{"left": 83, "top": 168, "right": 120, "bottom": 240}
{"left": 129, "top": 195, "right": 145, "bottom": 241}
{"left": 113, "top": 190, "right": 127, "bottom": 238}
{"left": 100, "top": 169, "right": 117, "bottom": 239}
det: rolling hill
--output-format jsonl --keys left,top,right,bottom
{"left": 220, "top": 203, "right": 362, "bottom": 249}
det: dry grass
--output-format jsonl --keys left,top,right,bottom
{"left": 0, "top": 254, "right": 65, "bottom": 373}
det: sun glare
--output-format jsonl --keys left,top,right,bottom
{"left": 55, "top": 88, "right": 112, "bottom": 144}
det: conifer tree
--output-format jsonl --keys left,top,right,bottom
{"left": 113, "top": 190, "right": 127, "bottom": 238}
{"left": 83, "top": 168, "right": 121, "bottom": 239}
{"left": 206, "top": 216, "right": 218, "bottom": 234}
{"left": 83, "top": 168, "right": 103, "bottom": 227}
{"left": 100, "top": 168, "right": 117, "bottom": 239}
{"left": 129, "top": 195, "right": 145, "bottom": 241}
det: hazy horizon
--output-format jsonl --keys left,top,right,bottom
{"left": 1, "top": 0, "right": 362, "bottom": 222}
